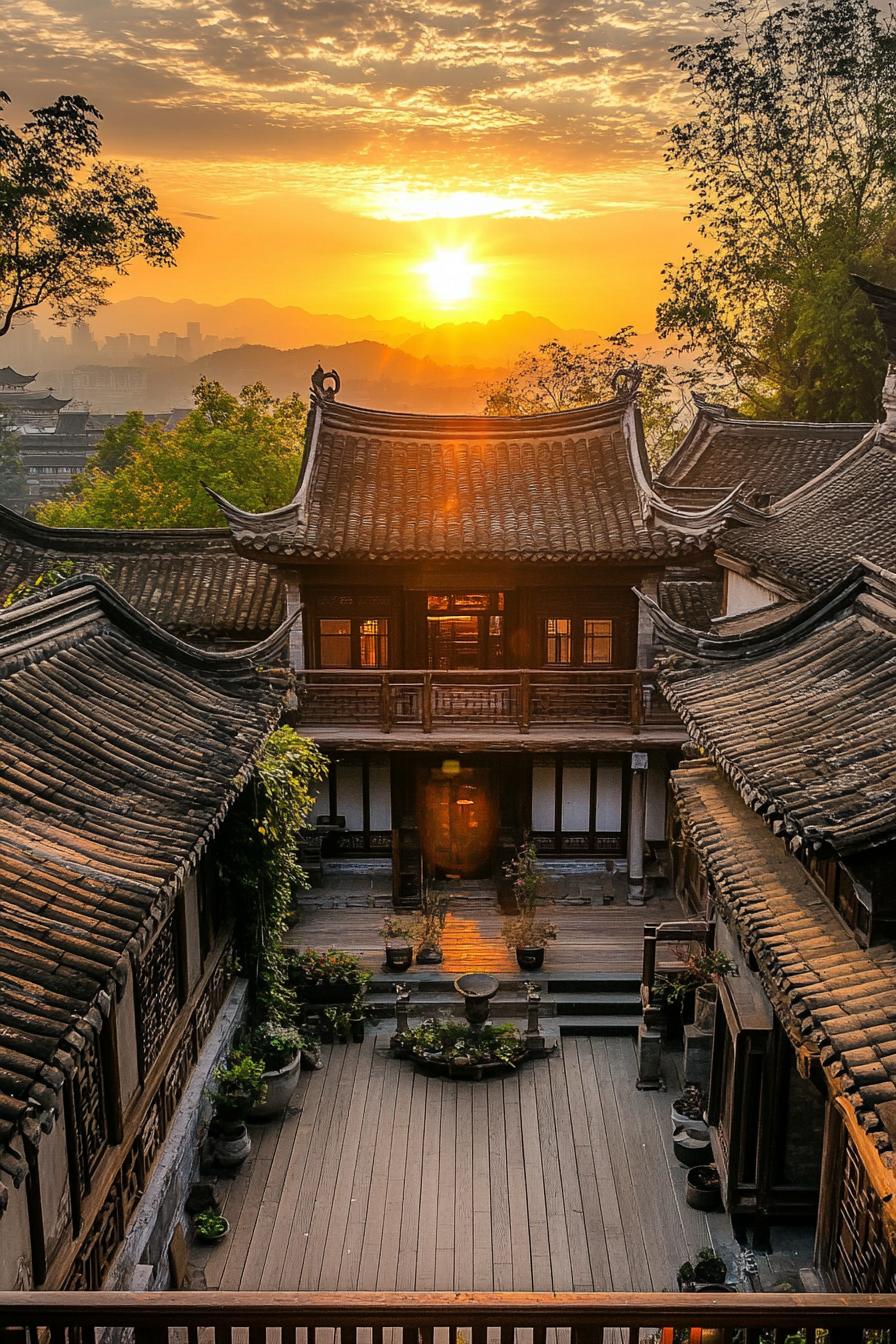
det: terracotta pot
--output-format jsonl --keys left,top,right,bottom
{"left": 516, "top": 946, "right": 545, "bottom": 971}
{"left": 249, "top": 1051, "right": 303, "bottom": 1121}
{"left": 385, "top": 943, "right": 413, "bottom": 971}
{"left": 694, "top": 983, "right": 718, "bottom": 1032}
{"left": 686, "top": 1164, "right": 722, "bottom": 1211}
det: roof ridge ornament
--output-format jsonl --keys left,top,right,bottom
{"left": 611, "top": 362, "right": 642, "bottom": 400}
{"left": 310, "top": 364, "right": 340, "bottom": 402}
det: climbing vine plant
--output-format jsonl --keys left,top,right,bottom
{"left": 221, "top": 726, "right": 328, "bottom": 1020}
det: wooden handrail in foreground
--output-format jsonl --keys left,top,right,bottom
{"left": 1, "top": 1291, "right": 894, "bottom": 1331}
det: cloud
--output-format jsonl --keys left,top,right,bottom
{"left": 4, "top": 0, "right": 706, "bottom": 218}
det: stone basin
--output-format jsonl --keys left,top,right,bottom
{"left": 454, "top": 973, "right": 500, "bottom": 1025}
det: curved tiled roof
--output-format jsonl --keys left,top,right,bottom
{"left": 0, "top": 505, "right": 284, "bottom": 641}
{"left": 210, "top": 393, "right": 752, "bottom": 563}
{"left": 657, "top": 576, "right": 723, "bottom": 631}
{"left": 0, "top": 368, "right": 36, "bottom": 388}
{"left": 672, "top": 761, "right": 896, "bottom": 1166}
{"left": 0, "top": 578, "right": 287, "bottom": 1203}
{"left": 659, "top": 399, "right": 868, "bottom": 505}
{"left": 649, "top": 563, "right": 896, "bottom": 856}
{"left": 718, "top": 431, "right": 896, "bottom": 596}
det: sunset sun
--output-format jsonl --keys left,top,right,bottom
{"left": 419, "top": 247, "right": 481, "bottom": 307}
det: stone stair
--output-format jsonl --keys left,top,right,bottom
{"left": 365, "top": 970, "right": 642, "bottom": 1036}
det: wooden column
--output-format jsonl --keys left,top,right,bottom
{"left": 627, "top": 754, "right": 647, "bottom": 905}
{"left": 284, "top": 572, "right": 306, "bottom": 671}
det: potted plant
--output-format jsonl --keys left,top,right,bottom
{"left": 671, "top": 1084, "right": 708, "bottom": 1135}
{"left": 288, "top": 947, "right": 371, "bottom": 1004}
{"left": 500, "top": 840, "right": 556, "bottom": 969}
{"left": 207, "top": 1051, "right": 267, "bottom": 1166}
{"left": 415, "top": 884, "right": 449, "bottom": 965}
{"left": 248, "top": 1021, "right": 308, "bottom": 1120}
{"left": 673, "top": 1126, "right": 713, "bottom": 1168}
{"left": 194, "top": 1210, "right": 230, "bottom": 1244}
{"left": 689, "top": 950, "right": 736, "bottom": 1032}
{"left": 501, "top": 911, "right": 558, "bottom": 971}
{"left": 677, "top": 1247, "right": 730, "bottom": 1291}
{"left": 686, "top": 1164, "right": 723, "bottom": 1212}
{"left": 349, "top": 993, "right": 367, "bottom": 1043}
{"left": 379, "top": 915, "right": 415, "bottom": 972}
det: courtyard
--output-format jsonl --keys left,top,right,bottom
{"left": 192, "top": 1033, "right": 811, "bottom": 1296}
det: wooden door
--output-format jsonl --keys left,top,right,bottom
{"left": 419, "top": 766, "right": 497, "bottom": 877}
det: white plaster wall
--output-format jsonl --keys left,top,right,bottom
{"left": 335, "top": 762, "right": 365, "bottom": 830}
{"left": 531, "top": 762, "right": 556, "bottom": 831}
{"left": 0, "top": 1175, "right": 33, "bottom": 1290}
{"left": 645, "top": 760, "right": 668, "bottom": 843}
{"left": 595, "top": 764, "right": 623, "bottom": 832}
{"left": 285, "top": 574, "right": 305, "bottom": 670}
{"left": 368, "top": 761, "right": 392, "bottom": 830}
{"left": 116, "top": 965, "right": 141, "bottom": 1114}
{"left": 561, "top": 763, "right": 591, "bottom": 831}
{"left": 38, "top": 1114, "right": 71, "bottom": 1265}
{"left": 724, "top": 570, "right": 779, "bottom": 617}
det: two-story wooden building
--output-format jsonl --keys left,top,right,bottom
{"left": 210, "top": 376, "right": 754, "bottom": 900}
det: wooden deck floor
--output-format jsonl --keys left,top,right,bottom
{"left": 287, "top": 892, "right": 690, "bottom": 976}
{"left": 195, "top": 1035, "right": 726, "bottom": 1294}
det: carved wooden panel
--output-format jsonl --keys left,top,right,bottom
{"left": 831, "top": 1135, "right": 896, "bottom": 1291}
{"left": 137, "top": 915, "right": 180, "bottom": 1070}
{"left": 71, "top": 1028, "right": 108, "bottom": 1193}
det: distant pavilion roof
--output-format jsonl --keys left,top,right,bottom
{"left": 0, "top": 505, "right": 284, "bottom": 642}
{"left": 210, "top": 386, "right": 762, "bottom": 564}
{"left": 646, "top": 561, "right": 896, "bottom": 857}
{"left": 0, "top": 577, "right": 288, "bottom": 1205}
{"left": 672, "top": 760, "right": 896, "bottom": 1173}
{"left": 0, "top": 368, "right": 36, "bottom": 388}
{"left": 657, "top": 396, "right": 869, "bottom": 506}
{"left": 717, "top": 429, "right": 896, "bottom": 597}
{"left": 0, "top": 389, "right": 71, "bottom": 413}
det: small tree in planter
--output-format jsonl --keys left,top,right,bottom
{"left": 287, "top": 947, "right": 371, "bottom": 1004}
{"left": 501, "top": 911, "right": 558, "bottom": 971}
{"left": 653, "top": 948, "right": 735, "bottom": 1033}
{"left": 207, "top": 1051, "right": 266, "bottom": 1166}
{"left": 501, "top": 840, "right": 556, "bottom": 969}
{"left": 379, "top": 915, "right": 415, "bottom": 971}
{"left": 677, "top": 1246, "right": 729, "bottom": 1291}
{"left": 415, "top": 884, "right": 449, "bottom": 965}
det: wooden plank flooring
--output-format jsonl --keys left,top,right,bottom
{"left": 195, "top": 1034, "right": 725, "bottom": 1293}
{"left": 287, "top": 892, "right": 690, "bottom": 975}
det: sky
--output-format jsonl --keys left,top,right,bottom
{"left": 6, "top": 0, "right": 710, "bottom": 332}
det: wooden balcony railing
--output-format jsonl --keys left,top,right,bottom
{"left": 291, "top": 669, "right": 680, "bottom": 735}
{"left": 1, "top": 1290, "right": 894, "bottom": 1344}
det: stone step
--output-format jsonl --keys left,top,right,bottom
{"left": 557, "top": 1014, "right": 642, "bottom": 1036}
{"left": 366, "top": 990, "right": 640, "bottom": 1022}
{"left": 552, "top": 993, "right": 640, "bottom": 1016}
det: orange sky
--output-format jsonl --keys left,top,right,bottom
{"left": 6, "top": 1, "right": 708, "bottom": 332}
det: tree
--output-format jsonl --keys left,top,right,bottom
{"left": 479, "top": 332, "right": 687, "bottom": 467}
{"left": 37, "top": 378, "right": 306, "bottom": 528}
{"left": 0, "top": 91, "right": 181, "bottom": 338}
{"left": 656, "top": 0, "right": 896, "bottom": 421}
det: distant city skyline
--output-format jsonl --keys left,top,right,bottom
{"left": 4, "top": 1, "right": 709, "bottom": 333}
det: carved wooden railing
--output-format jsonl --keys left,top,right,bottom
{"left": 292, "top": 669, "right": 681, "bottom": 735}
{"left": 1, "top": 1290, "right": 893, "bottom": 1343}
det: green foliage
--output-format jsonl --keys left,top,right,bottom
{"left": 0, "top": 91, "right": 181, "bottom": 338}
{"left": 653, "top": 949, "right": 735, "bottom": 1010}
{"left": 379, "top": 915, "right": 416, "bottom": 943}
{"left": 479, "top": 333, "right": 688, "bottom": 468}
{"left": 397, "top": 1018, "right": 526, "bottom": 1067}
{"left": 36, "top": 378, "right": 306, "bottom": 528}
{"left": 1, "top": 559, "right": 83, "bottom": 607}
{"left": 416, "top": 882, "right": 449, "bottom": 951}
{"left": 193, "top": 1211, "right": 228, "bottom": 1239}
{"left": 222, "top": 727, "right": 328, "bottom": 1021}
{"left": 678, "top": 1247, "right": 728, "bottom": 1285}
{"left": 250, "top": 1020, "right": 308, "bottom": 1071}
{"left": 657, "top": 0, "right": 896, "bottom": 419}
{"left": 287, "top": 947, "right": 371, "bottom": 995}
{"left": 501, "top": 838, "right": 557, "bottom": 949}
{"left": 208, "top": 1050, "right": 267, "bottom": 1120}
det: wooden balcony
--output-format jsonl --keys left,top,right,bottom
{"left": 289, "top": 669, "right": 684, "bottom": 748}
{"left": 2, "top": 1290, "right": 893, "bottom": 1342}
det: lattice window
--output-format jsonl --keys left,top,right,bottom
{"left": 831, "top": 1135, "right": 896, "bottom": 1291}
{"left": 71, "top": 1028, "right": 109, "bottom": 1193}
{"left": 137, "top": 916, "right": 180, "bottom": 1072}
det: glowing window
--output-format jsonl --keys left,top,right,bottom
{"left": 546, "top": 618, "right": 572, "bottom": 665}
{"left": 583, "top": 619, "right": 613, "bottom": 666}
{"left": 319, "top": 618, "right": 351, "bottom": 667}
{"left": 359, "top": 618, "right": 389, "bottom": 668}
